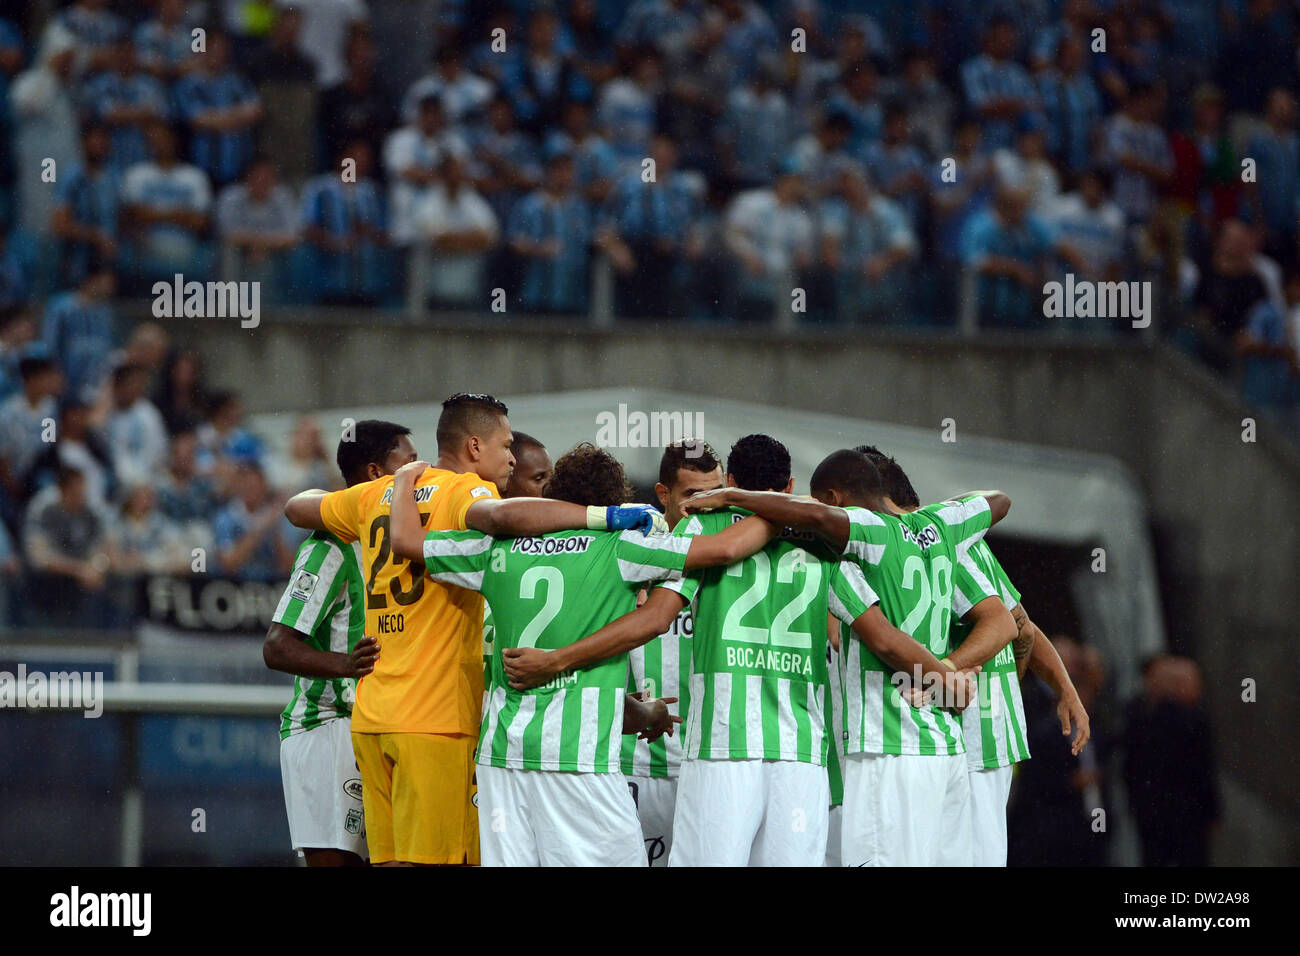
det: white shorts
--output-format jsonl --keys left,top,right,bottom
{"left": 626, "top": 774, "right": 677, "bottom": 867}
{"left": 477, "top": 764, "right": 646, "bottom": 867}
{"left": 825, "top": 804, "right": 842, "bottom": 867}
{"left": 841, "top": 751, "right": 972, "bottom": 867}
{"left": 669, "top": 758, "right": 829, "bottom": 867}
{"left": 279, "top": 717, "right": 367, "bottom": 858}
{"left": 968, "top": 764, "right": 1014, "bottom": 867}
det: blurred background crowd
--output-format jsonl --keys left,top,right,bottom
{"left": 3, "top": 0, "right": 1298, "bottom": 620}
{"left": 0, "top": 314, "right": 337, "bottom": 628}
{"left": 0, "top": 3, "right": 1299, "bottom": 415}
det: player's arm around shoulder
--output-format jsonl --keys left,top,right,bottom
{"left": 286, "top": 473, "right": 378, "bottom": 538}
{"left": 944, "top": 594, "right": 1017, "bottom": 670}
{"left": 390, "top": 460, "right": 435, "bottom": 561}
{"left": 681, "top": 512, "right": 777, "bottom": 569}
{"left": 283, "top": 489, "right": 331, "bottom": 531}
{"left": 848, "top": 605, "right": 980, "bottom": 713}
{"left": 835, "top": 562, "right": 978, "bottom": 712}
{"left": 503, "top": 587, "right": 687, "bottom": 690}
{"left": 465, "top": 494, "right": 668, "bottom": 537}
{"left": 681, "top": 487, "right": 851, "bottom": 551}
{"left": 946, "top": 489, "right": 1012, "bottom": 526}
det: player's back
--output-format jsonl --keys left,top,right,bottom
{"left": 670, "top": 509, "right": 843, "bottom": 764}
{"left": 431, "top": 526, "right": 690, "bottom": 773}
{"left": 319, "top": 466, "right": 500, "bottom": 736}
{"left": 949, "top": 537, "right": 1030, "bottom": 768}
{"left": 840, "top": 505, "right": 964, "bottom": 755}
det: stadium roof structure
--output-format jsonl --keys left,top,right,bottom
{"left": 253, "top": 387, "right": 1164, "bottom": 694}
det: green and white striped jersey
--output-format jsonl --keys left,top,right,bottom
{"left": 273, "top": 532, "right": 366, "bottom": 739}
{"left": 621, "top": 606, "right": 692, "bottom": 778}
{"left": 838, "top": 498, "right": 991, "bottom": 756}
{"left": 659, "top": 509, "right": 877, "bottom": 765}
{"left": 951, "top": 539, "right": 1030, "bottom": 769}
{"left": 422, "top": 527, "right": 691, "bottom": 773}
{"left": 482, "top": 601, "right": 495, "bottom": 684}
{"left": 826, "top": 637, "right": 845, "bottom": 806}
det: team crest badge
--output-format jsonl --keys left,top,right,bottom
{"left": 344, "top": 808, "right": 363, "bottom": 835}
{"left": 291, "top": 569, "right": 318, "bottom": 602}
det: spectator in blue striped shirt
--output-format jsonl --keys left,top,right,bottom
{"left": 865, "top": 102, "right": 929, "bottom": 231}
{"left": 299, "top": 139, "right": 389, "bottom": 305}
{"left": 52, "top": 123, "right": 120, "bottom": 287}
{"left": 716, "top": 59, "right": 791, "bottom": 190}
{"left": 500, "top": 10, "right": 586, "bottom": 135}
{"left": 544, "top": 100, "right": 618, "bottom": 204}
{"left": 881, "top": 47, "right": 954, "bottom": 160}
{"left": 134, "top": 0, "right": 198, "bottom": 84}
{"left": 471, "top": 95, "right": 543, "bottom": 230}
{"left": 42, "top": 264, "right": 116, "bottom": 404}
{"left": 787, "top": 110, "right": 857, "bottom": 200}
{"left": 216, "top": 154, "right": 299, "bottom": 299}
{"left": 598, "top": 134, "right": 697, "bottom": 317}
{"left": 104, "top": 363, "right": 169, "bottom": 488}
{"left": 714, "top": 0, "right": 779, "bottom": 85}
{"left": 1101, "top": 81, "right": 1172, "bottom": 226}
{"left": 597, "top": 48, "right": 663, "bottom": 167}
{"left": 121, "top": 121, "right": 214, "bottom": 287}
{"left": 827, "top": 59, "right": 883, "bottom": 162}
{"left": 616, "top": 0, "right": 703, "bottom": 60}
{"left": 508, "top": 151, "right": 593, "bottom": 314}
{"left": 1037, "top": 32, "right": 1102, "bottom": 176}
{"left": 819, "top": 165, "right": 918, "bottom": 324}
{"left": 47, "top": 0, "right": 125, "bottom": 76}
{"left": 1245, "top": 88, "right": 1300, "bottom": 262}
{"left": 0, "top": 355, "right": 62, "bottom": 504}
{"left": 1029, "top": 0, "right": 1091, "bottom": 74}
{"left": 172, "top": 31, "right": 263, "bottom": 187}
{"left": 961, "top": 15, "right": 1039, "bottom": 152}
{"left": 961, "top": 184, "right": 1053, "bottom": 329}
{"left": 401, "top": 44, "right": 495, "bottom": 128}
{"left": 81, "top": 38, "right": 171, "bottom": 173}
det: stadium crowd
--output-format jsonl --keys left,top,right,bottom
{"left": 1, "top": 0, "right": 1299, "bottom": 630}
{"left": 0, "top": 2, "right": 1297, "bottom": 416}
{"left": 0, "top": 316, "right": 330, "bottom": 627}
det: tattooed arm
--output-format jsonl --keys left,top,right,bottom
{"left": 1011, "top": 602, "right": 1036, "bottom": 679}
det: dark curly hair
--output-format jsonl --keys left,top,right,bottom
{"left": 543, "top": 442, "right": 633, "bottom": 507}
{"left": 726, "top": 434, "right": 791, "bottom": 491}
{"left": 853, "top": 444, "right": 919, "bottom": 508}
{"left": 657, "top": 438, "right": 721, "bottom": 487}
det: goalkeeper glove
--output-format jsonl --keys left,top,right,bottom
{"left": 587, "top": 504, "right": 669, "bottom": 535}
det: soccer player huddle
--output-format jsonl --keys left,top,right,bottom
{"left": 264, "top": 393, "right": 1091, "bottom": 868}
